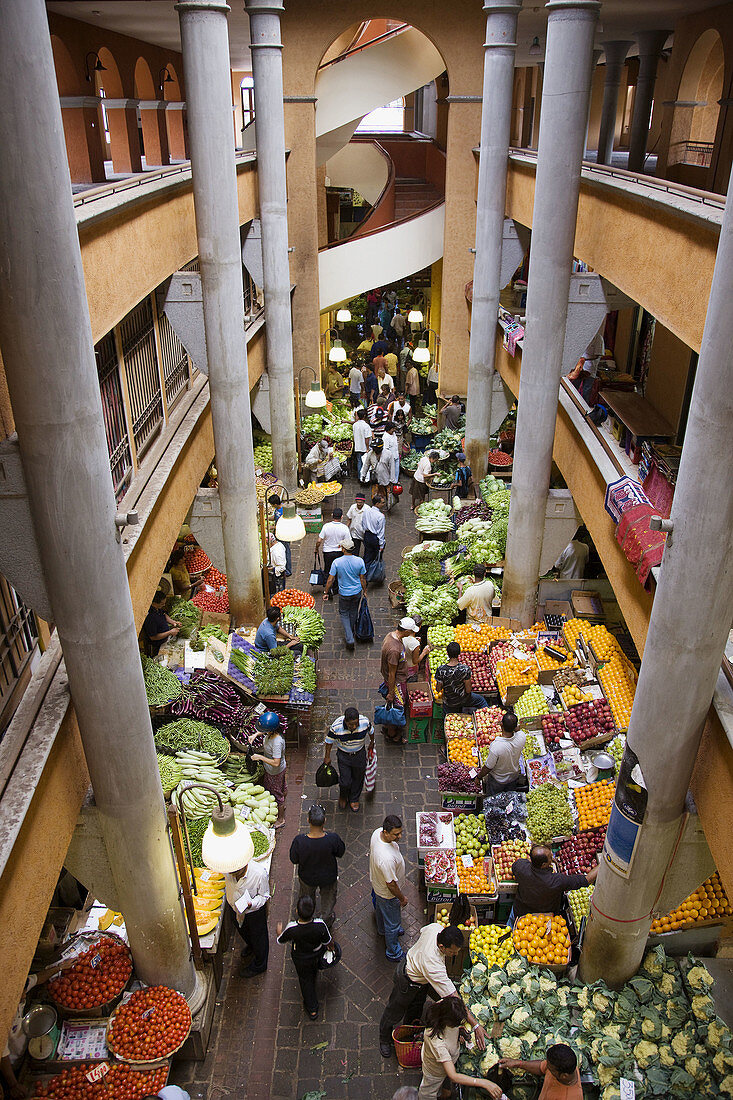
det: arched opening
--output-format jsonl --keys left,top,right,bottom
{"left": 163, "top": 63, "right": 187, "bottom": 161}
{"left": 95, "top": 47, "right": 142, "bottom": 175}
{"left": 668, "top": 29, "right": 724, "bottom": 184}
{"left": 52, "top": 35, "right": 107, "bottom": 185}
{"left": 134, "top": 55, "right": 170, "bottom": 167}
{"left": 50, "top": 35, "right": 81, "bottom": 97}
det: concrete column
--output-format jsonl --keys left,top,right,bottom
{"left": 596, "top": 41, "right": 633, "bottom": 165}
{"left": 627, "top": 30, "right": 670, "bottom": 174}
{"left": 0, "top": 0, "right": 198, "bottom": 998}
{"left": 501, "top": 0, "right": 600, "bottom": 626}
{"left": 104, "top": 100, "right": 143, "bottom": 174}
{"left": 139, "top": 100, "right": 172, "bottom": 166}
{"left": 177, "top": 0, "right": 265, "bottom": 626}
{"left": 464, "top": 1, "right": 523, "bottom": 482}
{"left": 244, "top": 0, "right": 298, "bottom": 489}
{"left": 580, "top": 166, "right": 733, "bottom": 987}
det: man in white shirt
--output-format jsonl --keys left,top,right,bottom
{"left": 553, "top": 530, "right": 590, "bottom": 579}
{"left": 382, "top": 421, "right": 401, "bottom": 487}
{"left": 267, "top": 534, "right": 287, "bottom": 593}
{"left": 225, "top": 855, "right": 271, "bottom": 977}
{"left": 370, "top": 815, "right": 407, "bottom": 962}
{"left": 361, "top": 495, "right": 386, "bottom": 574}
{"left": 457, "top": 565, "right": 496, "bottom": 624}
{"left": 348, "top": 363, "right": 364, "bottom": 407}
{"left": 478, "top": 711, "right": 526, "bottom": 797}
{"left": 379, "top": 921, "right": 487, "bottom": 1057}
{"left": 346, "top": 492, "right": 368, "bottom": 556}
{"left": 316, "top": 509, "right": 350, "bottom": 595}
{"left": 352, "top": 408, "right": 373, "bottom": 479}
{"left": 305, "top": 438, "right": 335, "bottom": 481}
{"left": 410, "top": 450, "right": 438, "bottom": 511}
{"left": 389, "top": 391, "right": 411, "bottom": 422}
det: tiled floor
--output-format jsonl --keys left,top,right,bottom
{"left": 172, "top": 476, "right": 440, "bottom": 1099}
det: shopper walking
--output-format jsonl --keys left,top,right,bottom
{"left": 267, "top": 533, "right": 287, "bottom": 593}
{"left": 363, "top": 361, "right": 379, "bottom": 404}
{"left": 382, "top": 421, "right": 400, "bottom": 493}
{"left": 405, "top": 359, "right": 421, "bottom": 414}
{"left": 452, "top": 453, "right": 475, "bottom": 500}
{"left": 384, "top": 342, "right": 399, "bottom": 380}
{"left": 346, "top": 491, "right": 368, "bottom": 556}
{"left": 361, "top": 494, "right": 386, "bottom": 575}
{"left": 276, "top": 896, "right": 332, "bottom": 1019}
{"left": 249, "top": 711, "right": 287, "bottom": 828}
{"left": 225, "top": 849, "right": 271, "bottom": 978}
{"left": 316, "top": 509, "right": 350, "bottom": 596}
{"left": 379, "top": 619, "right": 412, "bottom": 743}
{"left": 426, "top": 361, "right": 439, "bottom": 406}
{"left": 411, "top": 450, "right": 439, "bottom": 511}
{"left": 267, "top": 494, "right": 291, "bottom": 576}
{"left": 419, "top": 997, "right": 502, "bottom": 1099}
{"left": 324, "top": 706, "right": 374, "bottom": 812}
{"left": 391, "top": 309, "right": 406, "bottom": 346}
{"left": 322, "top": 535, "right": 366, "bottom": 651}
{"left": 348, "top": 360, "right": 365, "bottom": 407}
{"left": 289, "top": 804, "right": 345, "bottom": 927}
{"left": 352, "top": 409, "right": 373, "bottom": 481}
{"left": 379, "top": 923, "right": 487, "bottom": 1058}
{"left": 369, "top": 815, "right": 408, "bottom": 962}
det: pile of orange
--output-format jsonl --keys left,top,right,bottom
{"left": 513, "top": 914, "right": 570, "bottom": 966}
{"left": 457, "top": 858, "right": 495, "bottom": 895}
{"left": 455, "top": 623, "right": 494, "bottom": 652}
{"left": 536, "top": 645, "right": 573, "bottom": 671}
{"left": 587, "top": 623, "right": 622, "bottom": 662}
{"left": 496, "top": 656, "right": 538, "bottom": 698}
{"left": 651, "top": 872, "right": 732, "bottom": 933}
{"left": 448, "top": 737, "right": 479, "bottom": 766}
{"left": 574, "top": 779, "right": 615, "bottom": 830}
{"left": 562, "top": 618, "right": 593, "bottom": 648}
{"left": 598, "top": 655, "right": 636, "bottom": 730}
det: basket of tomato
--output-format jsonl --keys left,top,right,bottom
{"left": 33, "top": 1063, "right": 169, "bottom": 1098}
{"left": 269, "top": 589, "right": 315, "bottom": 610}
{"left": 48, "top": 933, "right": 133, "bottom": 1017}
{"left": 106, "top": 986, "right": 191, "bottom": 1063}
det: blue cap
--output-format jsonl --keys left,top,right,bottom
{"left": 257, "top": 710, "right": 281, "bottom": 732}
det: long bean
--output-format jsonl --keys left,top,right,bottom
{"left": 141, "top": 655, "right": 183, "bottom": 706}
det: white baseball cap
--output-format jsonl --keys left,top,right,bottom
{"left": 340, "top": 535, "right": 355, "bottom": 550}
{"left": 399, "top": 617, "right": 419, "bottom": 631}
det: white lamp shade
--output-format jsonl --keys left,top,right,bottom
{"left": 407, "top": 309, "right": 423, "bottom": 324}
{"left": 329, "top": 341, "right": 347, "bottom": 363}
{"left": 201, "top": 818, "right": 254, "bottom": 873}
{"left": 304, "top": 382, "right": 327, "bottom": 408}
{"left": 335, "top": 308, "right": 351, "bottom": 322}
{"left": 276, "top": 505, "right": 306, "bottom": 543}
{"left": 412, "top": 341, "right": 431, "bottom": 364}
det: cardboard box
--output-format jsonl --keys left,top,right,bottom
{"left": 544, "top": 600, "right": 572, "bottom": 621}
{"left": 405, "top": 680, "right": 433, "bottom": 717}
{"left": 571, "top": 590, "right": 604, "bottom": 619}
{"left": 492, "top": 615, "right": 522, "bottom": 630}
{"left": 201, "top": 610, "right": 231, "bottom": 632}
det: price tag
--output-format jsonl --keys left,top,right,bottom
{"left": 468, "top": 768, "right": 478, "bottom": 779}
{"left": 141, "top": 1007, "right": 155, "bottom": 1020}
{"left": 471, "top": 623, "right": 481, "bottom": 633}
{"left": 461, "top": 855, "right": 474, "bottom": 867}
{"left": 85, "top": 1063, "right": 109, "bottom": 1083}
{"left": 470, "top": 746, "right": 478, "bottom": 758}
{"left": 199, "top": 870, "right": 212, "bottom": 882}
{"left": 90, "top": 953, "right": 102, "bottom": 969}
{"left": 619, "top": 1080, "right": 636, "bottom": 1100}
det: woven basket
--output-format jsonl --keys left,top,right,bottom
{"left": 49, "top": 932, "right": 133, "bottom": 1019}
{"left": 106, "top": 992, "right": 191, "bottom": 1064}
{"left": 392, "top": 1025, "right": 424, "bottom": 1068}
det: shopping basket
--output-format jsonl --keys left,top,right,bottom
{"left": 392, "top": 1025, "right": 424, "bottom": 1068}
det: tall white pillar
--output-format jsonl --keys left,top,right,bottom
{"left": 501, "top": 0, "right": 600, "bottom": 626}
{"left": 627, "top": 29, "right": 670, "bottom": 174}
{"left": 0, "top": 0, "right": 198, "bottom": 998}
{"left": 596, "top": 40, "right": 633, "bottom": 165}
{"left": 580, "top": 164, "right": 733, "bottom": 986}
{"left": 245, "top": 0, "right": 298, "bottom": 488}
{"left": 464, "top": 1, "right": 523, "bottom": 482}
{"left": 177, "top": 0, "right": 264, "bottom": 626}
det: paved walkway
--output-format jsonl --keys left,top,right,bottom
{"left": 172, "top": 476, "right": 441, "bottom": 1099}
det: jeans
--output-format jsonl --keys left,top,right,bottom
{"left": 379, "top": 957, "right": 432, "bottom": 1045}
{"left": 338, "top": 592, "right": 361, "bottom": 645}
{"left": 235, "top": 904, "right": 269, "bottom": 972}
{"left": 362, "top": 530, "right": 380, "bottom": 572}
{"left": 292, "top": 953, "right": 321, "bottom": 1015}
{"left": 443, "top": 692, "right": 489, "bottom": 715}
{"left": 336, "top": 746, "right": 367, "bottom": 802}
{"left": 282, "top": 540, "right": 292, "bottom": 577}
{"left": 373, "top": 890, "right": 403, "bottom": 961}
{"left": 298, "top": 878, "right": 338, "bottom": 927}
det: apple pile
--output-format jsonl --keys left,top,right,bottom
{"left": 564, "top": 699, "right": 614, "bottom": 744}
{"left": 474, "top": 706, "right": 504, "bottom": 749}
{"left": 460, "top": 652, "right": 494, "bottom": 692}
{"left": 554, "top": 826, "right": 606, "bottom": 874}
{"left": 541, "top": 713, "right": 567, "bottom": 748}
{"left": 492, "top": 838, "right": 530, "bottom": 882}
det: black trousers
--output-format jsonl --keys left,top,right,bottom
{"left": 362, "top": 530, "right": 380, "bottom": 571}
{"left": 292, "top": 953, "right": 321, "bottom": 1015}
{"left": 235, "top": 904, "right": 269, "bottom": 971}
{"left": 336, "top": 746, "right": 367, "bottom": 802}
{"left": 379, "top": 958, "right": 436, "bottom": 1045}
{"left": 322, "top": 550, "right": 341, "bottom": 592}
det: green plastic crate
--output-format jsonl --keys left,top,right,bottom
{"left": 406, "top": 715, "right": 430, "bottom": 744}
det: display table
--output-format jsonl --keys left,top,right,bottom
{"left": 600, "top": 389, "right": 675, "bottom": 463}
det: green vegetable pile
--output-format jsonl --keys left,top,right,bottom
{"left": 401, "top": 448, "right": 420, "bottom": 473}
{"left": 199, "top": 724, "right": 229, "bottom": 762}
{"left": 253, "top": 646, "right": 295, "bottom": 696}
{"left": 433, "top": 426, "right": 465, "bottom": 452}
{"left": 184, "top": 816, "right": 209, "bottom": 867}
{"left": 294, "top": 656, "right": 317, "bottom": 694}
{"left": 154, "top": 718, "right": 224, "bottom": 757}
{"left": 199, "top": 623, "right": 229, "bottom": 644}
{"left": 406, "top": 581, "right": 459, "bottom": 625}
{"left": 225, "top": 753, "right": 263, "bottom": 786}
{"left": 168, "top": 598, "right": 200, "bottom": 638}
{"left": 415, "top": 499, "right": 453, "bottom": 534}
{"left": 279, "top": 605, "right": 325, "bottom": 647}
{"left": 479, "top": 473, "right": 507, "bottom": 502}
{"left": 157, "top": 752, "right": 183, "bottom": 796}
{"left": 526, "top": 781, "right": 574, "bottom": 843}
{"left": 410, "top": 416, "right": 436, "bottom": 435}
{"left": 456, "top": 946, "right": 733, "bottom": 1099}
{"left": 249, "top": 830, "right": 269, "bottom": 858}
{"left": 142, "top": 655, "right": 183, "bottom": 706}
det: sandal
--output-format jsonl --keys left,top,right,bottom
{"left": 349, "top": 802, "right": 361, "bottom": 812}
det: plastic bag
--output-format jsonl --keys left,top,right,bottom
{"left": 364, "top": 746, "right": 377, "bottom": 793}
{"left": 367, "top": 556, "right": 386, "bottom": 584}
{"left": 315, "top": 762, "right": 339, "bottom": 787}
{"left": 375, "top": 703, "right": 406, "bottom": 728}
{"left": 355, "top": 596, "right": 374, "bottom": 642}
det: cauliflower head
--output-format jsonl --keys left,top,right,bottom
{"left": 659, "top": 1044, "right": 675, "bottom": 1068}
{"left": 671, "top": 1028, "right": 696, "bottom": 1058}
{"left": 720, "top": 1075, "right": 733, "bottom": 1096}
{"left": 592, "top": 990, "right": 612, "bottom": 1014}
{"left": 597, "top": 1064, "right": 618, "bottom": 1088}
{"left": 691, "top": 993, "right": 716, "bottom": 1021}
{"left": 633, "top": 1040, "right": 659, "bottom": 1069}
{"left": 498, "top": 1034, "right": 522, "bottom": 1059}
{"left": 706, "top": 1017, "right": 732, "bottom": 1050}
{"left": 658, "top": 971, "right": 677, "bottom": 996}
{"left": 506, "top": 1006, "right": 532, "bottom": 1034}
{"left": 686, "top": 964, "right": 714, "bottom": 992}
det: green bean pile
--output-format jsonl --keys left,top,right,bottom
{"left": 141, "top": 655, "right": 183, "bottom": 706}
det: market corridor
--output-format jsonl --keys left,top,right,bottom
{"left": 171, "top": 479, "right": 436, "bottom": 1099}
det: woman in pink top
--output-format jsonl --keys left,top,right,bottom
{"left": 500, "top": 1043, "right": 584, "bottom": 1099}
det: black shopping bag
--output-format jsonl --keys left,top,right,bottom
{"left": 310, "top": 552, "right": 327, "bottom": 587}
{"left": 355, "top": 596, "right": 374, "bottom": 642}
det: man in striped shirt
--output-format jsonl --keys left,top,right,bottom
{"left": 323, "top": 706, "right": 375, "bottom": 812}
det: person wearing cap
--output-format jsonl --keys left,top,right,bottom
{"left": 360, "top": 438, "right": 394, "bottom": 505}
{"left": 457, "top": 564, "right": 496, "bottom": 625}
{"left": 322, "top": 535, "right": 367, "bottom": 650}
{"left": 249, "top": 711, "right": 287, "bottom": 829}
{"left": 402, "top": 617, "right": 431, "bottom": 679}
{"left": 316, "top": 509, "right": 350, "bottom": 598}
{"left": 411, "top": 450, "right": 439, "bottom": 511}
{"left": 452, "top": 453, "right": 475, "bottom": 500}
{"left": 254, "top": 606, "right": 302, "bottom": 653}
{"left": 346, "top": 492, "right": 368, "bottom": 557}
{"left": 224, "top": 830, "right": 271, "bottom": 976}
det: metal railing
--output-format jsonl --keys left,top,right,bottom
{"left": 157, "top": 312, "right": 190, "bottom": 410}
{"left": 96, "top": 332, "right": 133, "bottom": 502}
{"left": 72, "top": 151, "right": 256, "bottom": 210}
{"left": 0, "top": 577, "right": 38, "bottom": 733}
{"left": 119, "top": 300, "right": 164, "bottom": 458}
{"left": 317, "top": 22, "right": 409, "bottom": 70}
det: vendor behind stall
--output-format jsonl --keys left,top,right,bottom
{"left": 477, "top": 711, "right": 526, "bottom": 796}
{"left": 304, "top": 438, "right": 335, "bottom": 482}
{"left": 143, "top": 590, "right": 181, "bottom": 654}
{"left": 254, "top": 606, "right": 301, "bottom": 652}
{"left": 457, "top": 565, "right": 496, "bottom": 625}
{"left": 168, "top": 546, "right": 202, "bottom": 599}
{"left": 510, "top": 844, "right": 598, "bottom": 921}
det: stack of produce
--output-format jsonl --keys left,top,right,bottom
{"left": 536, "top": 645, "right": 573, "bottom": 671}
{"left": 513, "top": 914, "right": 570, "bottom": 966}
{"left": 574, "top": 779, "right": 615, "bottom": 830}
{"left": 561, "top": 682, "right": 594, "bottom": 707}
{"left": 607, "top": 734, "right": 626, "bottom": 771}
{"left": 438, "top": 761, "right": 481, "bottom": 794}
{"left": 478, "top": 475, "right": 509, "bottom": 508}
{"left": 514, "top": 685, "right": 549, "bottom": 720}
{"left": 492, "top": 839, "right": 530, "bottom": 882}
{"left": 424, "top": 850, "right": 458, "bottom": 887}
{"left": 521, "top": 732, "right": 544, "bottom": 761}
{"left": 457, "top": 857, "right": 495, "bottom": 895}
{"left": 598, "top": 654, "right": 636, "bottom": 729}
{"left": 253, "top": 441, "right": 273, "bottom": 470}
{"left": 454, "top": 622, "right": 495, "bottom": 652}
{"left": 292, "top": 654, "right": 317, "bottom": 698}
{"left": 587, "top": 623, "right": 623, "bottom": 661}
{"left": 567, "top": 884, "right": 594, "bottom": 925}
{"left": 294, "top": 486, "right": 325, "bottom": 506}
{"left": 454, "top": 813, "right": 490, "bottom": 859}
{"left": 269, "top": 589, "right": 315, "bottom": 609}
{"left": 415, "top": 499, "right": 453, "bottom": 535}
{"left": 444, "top": 713, "right": 475, "bottom": 740}
{"left": 541, "top": 712, "right": 567, "bottom": 748}
{"left": 475, "top": 706, "right": 504, "bottom": 757}
{"left": 434, "top": 426, "right": 466, "bottom": 452}
{"left": 170, "top": 669, "right": 252, "bottom": 742}
{"left": 183, "top": 817, "right": 209, "bottom": 867}
{"left": 401, "top": 448, "right": 420, "bottom": 473}
{"left": 154, "top": 719, "right": 227, "bottom": 760}
{"left": 469, "top": 923, "right": 515, "bottom": 968}
{"left": 496, "top": 656, "right": 538, "bottom": 698}
{"left": 279, "top": 604, "right": 325, "bottom": 647}
{"left": 418, "top": 810, "right": 454, "bottom": 847}
{"left": 410, "top": 414, "right": 437, "bottom": 435}
{"left": 564, "top": 699, "right": 615, "bottom": 744}
{"left": 553, "top": 666, "right": 588, "bottom": 692}
{"left": 33, "top": 1065, "right": 168, "bottom": 1099}
{"left": 448, "top": 737, "right": 478, "bottom": 766}
{"left": 460, "top": 651, "right": 494, "bottom": 692}
{"left": 435, "top": 905, "right": 476, "bottom": 931}
{"left": 157, "top": 753, "right": 183, "bottom": 796}
{"left": 407, "top": 581, "right": 459, "bottom": 625}
{"left": 141, "top": 655, "right": 183, "bottom": 707}
{"left": 184, "top": 546, "right": 211, "bottom": 574}
{"left": 107, "top": 986, "right": 191, "bottom": 1060}
{"left": 225, "top": 752, "right": 263, "bottom": 786}
{"left": 253, "top": 646, "right": 295, "bottom": 696}
{"left": 173, "top": 750, "right": 232, "bottom": 817}
{"left": 489, "top": 641, "right": 532, "bottom": 679}
{"left": 167, "top": 598, "right": 200, "bottom": 638}
{"left": 313, "top": 480, "right": 341, "bottom": 496}
{"left": 48, "top": 936, "right": 132, "bottom": 1010}
{"left": 488, "top": 448, "right": 513, "bottom": 467}
{"left": 484, "top": 792, "right": 527, "bottom": 844}
{"left": 527, "top": 756, "right": 556, "bottom": 786}
{"left": 526, "top": 782, "right": 573, "bottom": 843}
{"left": 555, "top": 828, "right": 606, "bottom": 874}
{"left": 192, "top": 588, "right": 229, "bottom": 614}
{"left": 452, "top": 501, "right": 491, "bottom": 527}
{"left": 562, "top": 617, "right": 593, "bottom": 648}
{"left": 650, "top": 872, "right": 732, "bottom": 932}
{"left": 231, "top": 777, "right": 279, "bottom": 825}
{"left": 455, "top": 517, "right": 505, "bottom": 564}
{"left": 187, "top": 869, "right": 225, "bottom": 936}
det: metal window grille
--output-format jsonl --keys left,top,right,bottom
{"left": 0, "top": 575, "right": 37, "bottom": 727}
{"left": 119, "top": 299, "right": 164, "bottom": 457}
{"left": 95, "top": 332, "right": 133, "bottom": 502}
{"left": 157, "top": 310, "right": 190, "bottom": 409}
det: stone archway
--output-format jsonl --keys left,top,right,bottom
{"left": 668, "top": 29, "right": 724, "bottom": 185}
{"left": 135, "top": 56, "right": 170, "bottom": 167}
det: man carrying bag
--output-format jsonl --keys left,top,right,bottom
{"left": 322, "top": 535, "right": 366, "bottom": 651}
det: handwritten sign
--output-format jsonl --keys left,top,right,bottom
{"left": 85, "top": 1063, "right": 109, "bottom": 1083}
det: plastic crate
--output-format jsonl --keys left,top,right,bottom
{"left": 406, "top": 715, "right": 430, "bottom": 744}
{"left": 406, "top": 680, "right": 433, "bottom": 717}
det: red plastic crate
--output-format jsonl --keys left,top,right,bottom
{"left": 406, "top": 680, "right": 433, "bottom": 717}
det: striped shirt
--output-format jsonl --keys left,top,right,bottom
{"left": 325, "top": 714, "right": 373, "bottom": 753}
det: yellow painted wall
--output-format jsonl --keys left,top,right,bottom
{"left": 645, "top": 323, "right": 692, "bottom": 436}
